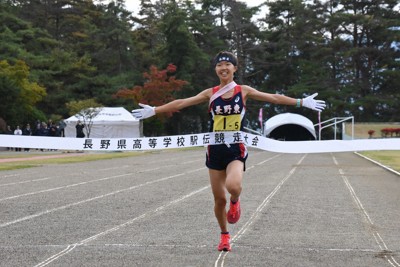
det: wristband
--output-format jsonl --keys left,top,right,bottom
{"left": 296, "top": 99, "right": 301, "bottom": 108}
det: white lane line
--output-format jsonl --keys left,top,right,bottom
{"left": 33, "top": 185, "right": 210, "bottom": 267}
{"left": 0, "top": 167, "right": 131, "bottom": 187}
{"left": 354, "top": 152, "right": 400, "bottom": 176}
{"left": 0, "top": 243, "right": 386, "bottom": 253}
{"left": 0, "top": 177, "right": 52, "bottom": 187}
{"left": 0, "top": 167, "right": 205, "bottom": 228}
{"left": 182, "top": 159, "right": 203, "bottom": 164}
{"left": 0, "top": 173, "right": 21, "bottom": 179}
{"left": 333, "top": 155, "right": 400, "bottom": 267}
{"left": 97, "top": 165, "right": 131, "bottom": 171}
{"left": 0, "top": 163, "right": 187, "bottom": 201}
{"left": 0, "top": 154, "right": 202, "bottom": 185}
{"left": 0, "top": 168, "right": 116, "bottom": 187}
{"left": 255, "top": 154, "right": 282, "bottom": 165}
{"left": 215, "top": 154, "right": 306, "bottom": 267}
{"left": 0, "top": 172, "right": 137, "bottom": 202}
{"left": 34, "top": 244, "right": 78, "bottom": 267}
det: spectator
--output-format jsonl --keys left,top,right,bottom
{"left": 38, "top": 122, "right": 49, "bottom": 136}
{"left": 47, "top": 119, "right": 53, "bottom": 128}
{"left": 37, "top": 122, "right": 49, "bottom": 151}
{"left": 22, "top": 123, "right": 32, "bottom": 151}
{"left": 48, "top": 122, "right": 59, "bottom": 151}
{"left": 58, "top": 120, "right": 66, "bottom": 137}
{"left": 75, "top": 120, "right": 85, "bottom": 138}
{"left": 5, "top": 125, "right": 13, "bottom": 134}
{"left": 14, "top": 125, "right": 22, "bottom": 151}
{"left": 5, "top": 125, "right": 13, "bottom": 151}
{"left": 33, "top": 120, "right": 41, "bottom": 136}
{"left": 49, "top": 122, "right": 58, "bottom": 137}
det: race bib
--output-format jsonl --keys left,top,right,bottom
{"left": 213, "top": 114, "right": 241, "bottom": 131}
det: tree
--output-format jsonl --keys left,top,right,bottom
{"left": 257, "top": 0, "right": 400, "bottom": 123}
{"left": 157, "top": 0, "right": 212, "bottom": 133}
{"left": 66, "top": 98, "right": 103, "bottom": 138}
{"left": 256, "top": 0, "right": 310, "bottom": 118}
{"left": 225, "top": 1, "right": 261, "bottom": 82}
{"left": 114, "top": 63, "right": 187, "bottom": 135}
{"left": 12, "top": 0, "right": 139, "bottom": 117}
{"left": 0, "top": 0, "right": 399, "bottom": 131}
{"left": 0, "top": 60, "right": 46, "bottom": 125}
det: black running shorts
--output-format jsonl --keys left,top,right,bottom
{"left": 206, "top": 143, "right": 248, "bottom": 171}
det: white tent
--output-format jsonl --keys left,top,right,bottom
{"left": 64, "top": 107, "right": 141, "bottom": 138}
{"left": 264, "top": 113, "right": 316, "bottom": 141}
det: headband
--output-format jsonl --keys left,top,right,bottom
{"left": 214, "top": 53, "right": 237, "bottom": 66}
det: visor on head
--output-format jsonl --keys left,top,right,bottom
{"left": 213, "top": 52, "right": 237, "bottom": 66}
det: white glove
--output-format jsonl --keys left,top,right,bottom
{"left": 132, "top": 103, "right": 156, "bottom": 119}
{"left": 302, "top": 93, "right": 326, "bottom": 112}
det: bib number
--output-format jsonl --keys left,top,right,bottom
{"left": 213, "top": 115, "right": 241, "bottom": 131}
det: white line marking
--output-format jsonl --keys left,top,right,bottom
{"left": 333, "top": 155, "right": 400, "bottom": 267}
{"left": 0, "top": 173, "right": 135, "bottom": 202}
{"left": 33, "top": 185, "right": 210, "bottom": 267}
{"left": 246, "top": 154, "right": 282, "bottom": 172}
{"left": 0, "top": 164, "right": 186, "bottom": 201}
{"left": 0, "top": 173, "right": 20, "bottom": 179}
{"left": 255, "top": 153, "right": 282, "bottom": 165}
{"left": 215, "top": 154, "right": 306, "bottom": 267}
{"left": 0, "top": 155, "right": 201, "bottom": 202}
{"left": 354, "top": 152, "right": 400, "bottom": 176}
{"left": 0, "top": 167, "right": 205, "bottom": 228}
{"left": 34, "top": 244, "right": 78, "bottom": 267}
{"left": 0, "top": 243, "right": 386, "bottom": 253}
{"left": 97, "top": 165, "right": 131, "bottom": 171}
{"left": 0, "top": 177, "right": 52, "bottom": 187}
{"left": 0, "top": 166, "right": 130, "bottom": 186}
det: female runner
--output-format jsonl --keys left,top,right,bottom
{"left": 132, "top": 51, "right": 326, "bottom": 251}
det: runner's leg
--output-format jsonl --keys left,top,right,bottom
{"left": 209, "top": 169, "right": 228, "bottom": 232}
{"left": 225, "top": 160, "right": 244, "bottom": 202}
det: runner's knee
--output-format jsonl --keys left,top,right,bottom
{"left": 214, "top": 196, "right": 227, "bottom": 208}
{"left": 226, "top": 179, "right": 242, "bottom": 196}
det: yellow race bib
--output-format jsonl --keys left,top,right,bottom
{"left": 213, "top": 114, "right": 241, "bottom": 131}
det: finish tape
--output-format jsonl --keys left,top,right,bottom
{"left": 1, "top": 132, "right": 399, "bottom": 153}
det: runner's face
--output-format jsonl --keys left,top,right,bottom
{"left": 215, "top": 61, "right": 236, "bottom": 82}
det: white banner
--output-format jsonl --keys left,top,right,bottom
{"left": 1, "top": 132, "right": 399, "bottom": 153}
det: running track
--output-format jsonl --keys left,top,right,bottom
{"left": 0, "top": 149, "right": 399, "bottom": 266}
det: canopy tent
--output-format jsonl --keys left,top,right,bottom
{"left": 64, "top": 107, "right": 141, "bottom": 138}
{"left": 264, "top": 113, "right": 316, "bottom": 141}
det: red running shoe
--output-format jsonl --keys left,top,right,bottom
{"left": 227, "top": 198, "right": 241, "bottom": 224}
{"left": 217, "top": 233, "right": 231, "bottom": 251}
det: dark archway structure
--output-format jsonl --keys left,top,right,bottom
{"left": 264, "top": 113, "right": 316, "bottom": 141}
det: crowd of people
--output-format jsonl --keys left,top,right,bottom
{"left": 3, "top": 119, "right": 67, "bottom": 152}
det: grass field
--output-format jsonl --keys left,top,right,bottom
{"left": 0, "top": 151, "right": 144, "bottom": 171}
{"left": 342, "top": 122, "right": 400, "bottom": 172}
{"left": 359, "top": 151, "right": 400, "bottom": 173}
{"left": 344, "top": 122, "right": 400, "bottom": 139}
